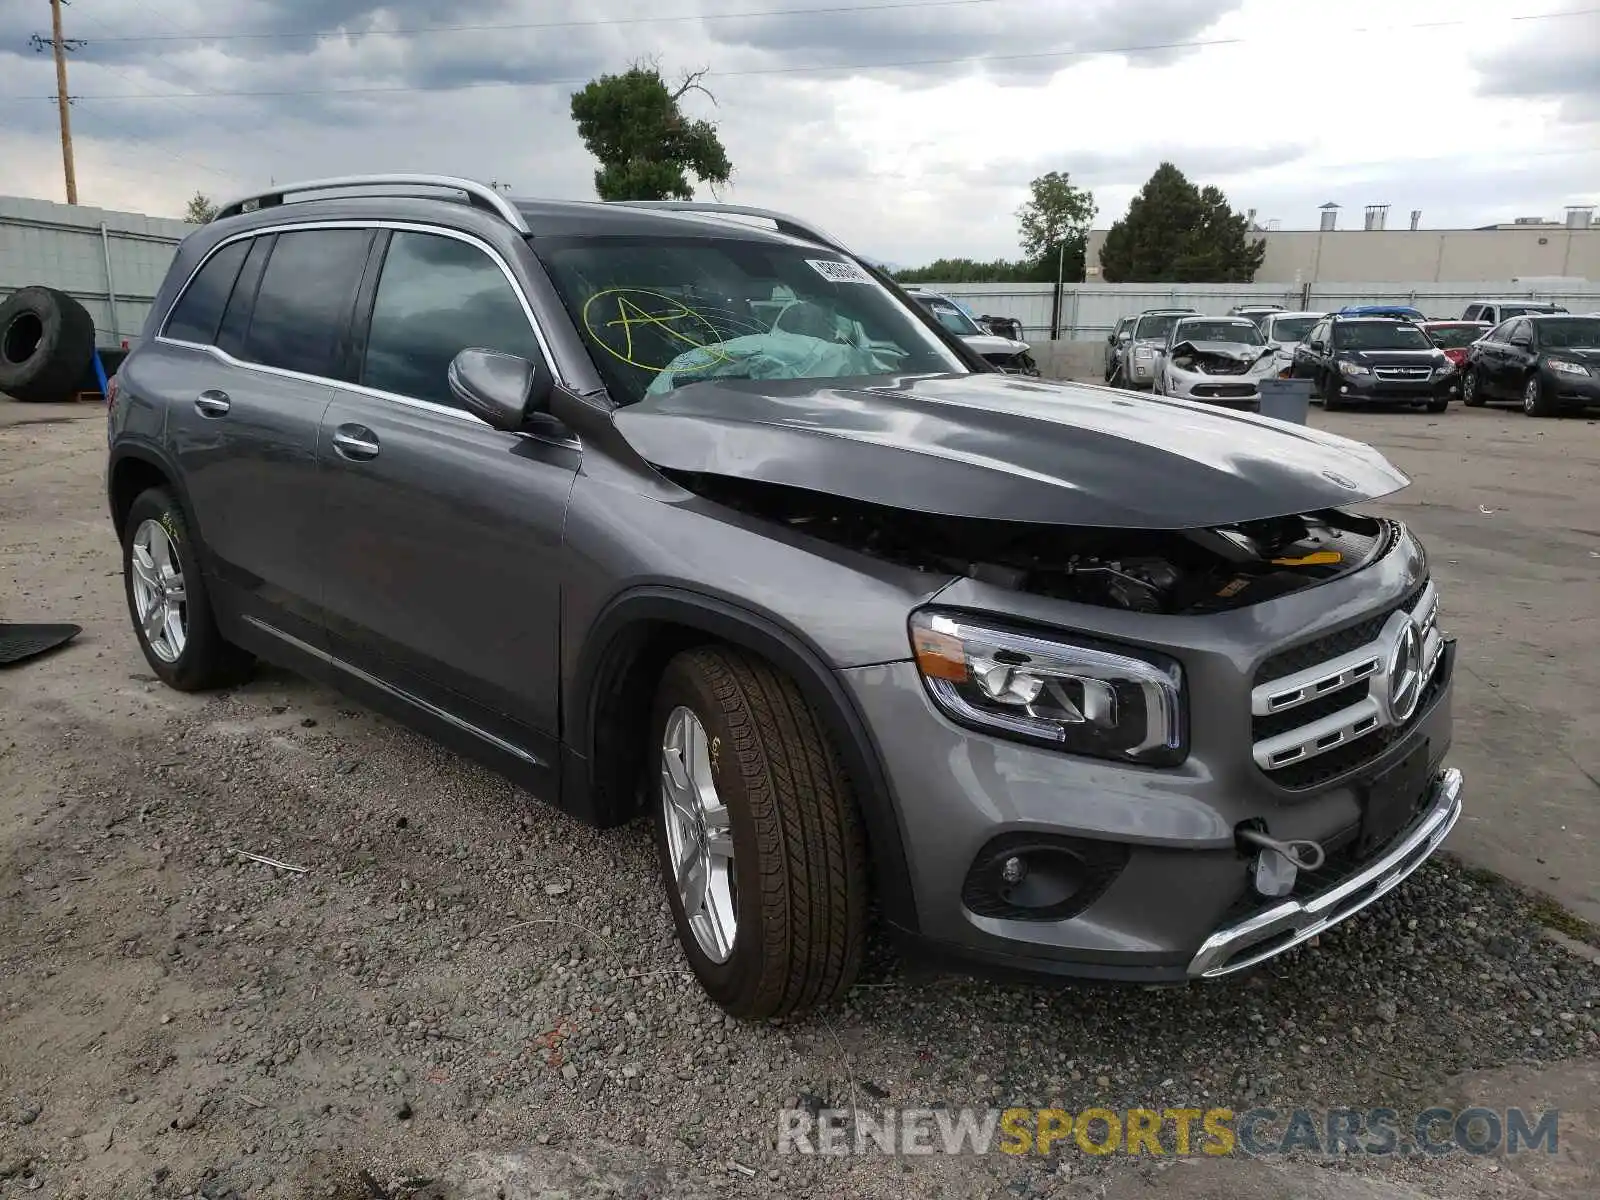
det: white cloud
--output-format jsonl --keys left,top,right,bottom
{"left": 1, "top": 0, "right": 1594, "bottom": 264}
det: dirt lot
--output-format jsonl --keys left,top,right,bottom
{"left": 1, "top": 399, "right": 1597, "bottom": 1199}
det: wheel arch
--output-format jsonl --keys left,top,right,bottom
{"left": 562, "top": 586, "right": 919, "bottom": 932}
{"left": 108, "top": 442, "right": 191, "bottom": 541}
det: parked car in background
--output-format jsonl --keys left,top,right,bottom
{"left": 1418, "top": 320, "right": 1491, "bottom": 393}
{"left": 1227, "top": 303, "right": 1286, "bottom": 327}
{"left": 1259, "top": 311, "right": 1326, "bottom": 371}
{"left": 1104, "top": 314, "right": 1136, "bottom": 381}
{"left": 905, "top": 288, "right": 1039, "bottom": 375}
{"left": 1335, "top": 304, "right": 1427, "bottom": 322}
{"left": 1151, "top": 315, "right": 1279, "bottom": 409}
{"left": 1290, "top": 315, "right": 1455, "bottom": 412}
{"left": 1115, "top": 308, "right": 1201, "bottom": 389}
{"left": 1461, "top": 313, "right": 1600, "bottom": 416}
{"left": 1460, "top": 300, "right": 1568, "bottom": 325}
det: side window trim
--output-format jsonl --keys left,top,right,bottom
{"left": 155, "top": 220, "right": 562, "bottom": 387}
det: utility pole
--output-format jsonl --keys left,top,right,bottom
{"left": 31, "top": 0, "right": 82, "bottom": 203}
{"left": 50, "top": 0, "right": 77, "bottom": 203}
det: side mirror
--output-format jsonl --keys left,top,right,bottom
{"left": 448, "top": 348, "right": 552, "bottom": 431}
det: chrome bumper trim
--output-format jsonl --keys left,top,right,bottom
{"left": 1187, "top": 766, "right": 1463, "bottom": 978}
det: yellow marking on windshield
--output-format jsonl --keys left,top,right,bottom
{"left": 581, "top": 287, "right": 734, "bottom": 372}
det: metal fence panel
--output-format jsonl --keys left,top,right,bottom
{"left": 0, "top": 194, "right": 190, "bottom": 348}
{"left": 921, "top": 280, "right": 1600, "bottom": 341}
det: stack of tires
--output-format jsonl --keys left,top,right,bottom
{"left": 0, "top": 286, "right": 97, "bottom": 403}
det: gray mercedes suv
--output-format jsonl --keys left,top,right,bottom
{"left": 106, "top": 175, "right": 1463, "bottom": 1018}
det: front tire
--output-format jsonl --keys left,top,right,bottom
{"left": 1523, "top": 374, "right": 1557, "bottom": 418}
{"left": 1320, "top": 372, "right": 1344, "bottom": 411}
{"left": 651, "top": 647, "right": 868, "bottom": 1018}
{"left": 1424, "top": 393, "right": 1449, "bottom": 414}
{"left": 1461, "top": 368, "right": 1484, "bottom": 407}
{"left": 122, "top": 487, "right": 253, "bottom": 690}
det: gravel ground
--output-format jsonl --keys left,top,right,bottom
{"left": 2, "top": 409, "right": 1598, "bottom": 1199}
{"left": 2, "top": 678, "right": 1597, "bottom": 1198}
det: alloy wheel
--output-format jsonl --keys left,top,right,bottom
{"left": 130, "top": 518, "right": 188, "bottom": 663}
{"left": 1523, "top": 378, "right": 1538, "bottom": 414}
{"left": 660, "top": 705, "right": 737, "bottom": 963}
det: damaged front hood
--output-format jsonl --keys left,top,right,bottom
{"left": 613, "top": 373, "right": 1409, "bottom": 530}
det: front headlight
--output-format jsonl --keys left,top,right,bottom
{"left": 1433, "top": 359, "right": 1457, "bottom": 377}
{"left": 909, "top": 611, "right": 1185, "bottom": 766}
{"left": 1547, "top": 358, "right": 1589, "bottom": 376}
{"left": 1338, "top": 361, "right": 1371, "bottom": 377}
{"left": 1133, "top": 346, "right": 1155, "bottom": 361}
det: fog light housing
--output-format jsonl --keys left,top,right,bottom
{"left": 962, "top": 834, "right": 1129, "bottom": 922}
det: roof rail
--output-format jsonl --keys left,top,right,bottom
{"left": 211, "top": 174, "right": 530, "bottom": 233}
{"left": 608, "top": 201, "right": 852, "bottom": 255}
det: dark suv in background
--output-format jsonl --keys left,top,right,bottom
{"left": 106, "top": 175, "right": 1463, "bottom": 1017}
{"left": 1289, "top": 315, "right": 1455, "bottom": 412}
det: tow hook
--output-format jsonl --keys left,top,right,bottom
{"left": 1237, "top": 826, "right": 1326, "bottom": 899}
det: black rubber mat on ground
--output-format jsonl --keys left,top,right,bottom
{"left": 0, "top": 623, "right": 82, "bottom": 666}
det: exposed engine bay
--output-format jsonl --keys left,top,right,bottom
{"left": 1168, "top": 340, "right": 1278, "bottom": 376}
{"left": 677, "top": 474, "right": 1395, "bottom": 614}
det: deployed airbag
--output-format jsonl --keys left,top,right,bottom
{"left": 646, "top": 330, "right": 887, "bottom": 395}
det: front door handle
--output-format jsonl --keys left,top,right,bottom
{"left": 194, "top": 389, "right": 230, "bottom": 417}
{"left": 331, "top": 424, "right": 380, "bottom": 461}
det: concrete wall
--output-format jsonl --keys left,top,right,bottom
{"left": 1083, "top": 226, "right": 1600, "bottom": 285}
{"left": 0, "top": 195, "right": 191, "bottom": 347}
{"left": 927, "top": 279, "right": 1600, "bottom": 341}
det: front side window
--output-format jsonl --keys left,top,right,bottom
{"left": 535, "top": 236, "right": 966, "bottom": 405}
{"left": 164, "top": 239, "right": 250, "bottom": 345}
{"left": 362, "top": 232, "right": 543, "bottom": 408}
{"left": 239, "top": 229, "right": 372, "bottom": 379}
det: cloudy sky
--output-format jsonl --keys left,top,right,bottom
{"left": 1, "top": 0, "right": 1596, "bottom": 264}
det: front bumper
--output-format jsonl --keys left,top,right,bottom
{"left": 841, "top": 541, "right": 1459, "bottom": 983}
{"left": 1330, "top": 371, "right": 1454, "bottom": 404}
{"left": 1542, "top": 365, "right": 1600, "bottom": 408}
{"left": 1164, "top": 372, "right": 1269, "bottom": 409}
{"left": 1188, "top": 766, "right": 1461, "bottom": 976}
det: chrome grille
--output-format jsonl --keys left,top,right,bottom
{"left": 1252, "top": 581, "right": 1443, "bottom": 784}
{"left": 1374, "top": 366, "right": 1430, "bottom": 380}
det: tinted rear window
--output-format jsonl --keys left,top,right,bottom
{"left": 239, "top": 229, "right": 372, "bottom": 379}
{"left": 164, "top": 240, "right": 249, "bottom": 345}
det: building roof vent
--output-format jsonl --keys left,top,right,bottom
{"left": 1363, "top": 204, "right": 1389, "bottom": 231}
{"left": 1318, "top": 201, "right": 1339, "bottom": 231}
{"left": 1566, "top": 206, "right": 1595, "bottom": 229}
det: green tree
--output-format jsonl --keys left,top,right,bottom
{"left": 894, "top": 257, "right": 1036, "bottom": 284}
{"left": 570, "top": 64, "right": 732, "bottom": 201}
{"left": 1098, "top": 162, "right": 1265, "bottom": 282}
{"left": 1016, "top": 170, "right": 1096, "bottom": 281}
{"left": 183, "top": 191, "right": 218, "bottom": 223}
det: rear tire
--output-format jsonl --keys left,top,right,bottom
{"left": 122, "top": 487, "right": 254, "bottom": 691}
{"left": 1461, "top": 368, "right": 1485, "bottom": 407}
{"left": 650, "top": 646, "right": 868, "bottom": 1019}
{"left": 1523, "top": 374, "right": 1557, "bottom": 418}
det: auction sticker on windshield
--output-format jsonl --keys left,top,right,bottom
{"left": 806, "top": 259, "right": 874, "bottom": 284}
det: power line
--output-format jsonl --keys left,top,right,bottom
{"left": 77, "top": 0, "right": 1016, "bottom": 45}
{"left": 0, "top": 5, "right": 1594, "bottom": 104}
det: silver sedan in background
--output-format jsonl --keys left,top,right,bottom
{"left": 1152, "top": 315, "right": 1281, "bottom": 408}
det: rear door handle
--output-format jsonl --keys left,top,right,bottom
{"left": 194, "top": 389, "right": 230, "bottom": 417}
{"left": 331, "top": 424, "right": 380, "bottom": 461}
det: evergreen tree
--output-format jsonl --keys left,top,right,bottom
{"left": 1100, "top": 163, "right": 1265, "bottom": 282}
